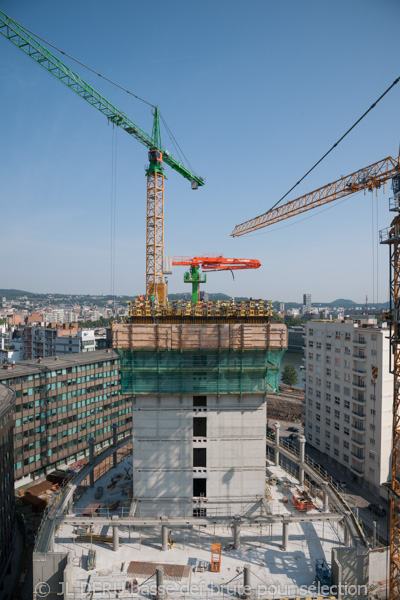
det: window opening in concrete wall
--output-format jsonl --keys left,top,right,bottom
{"left": 193, "top": 417, "right": 207, "bottom": 437}
{"left": 193, "top": 448, "right": 207, "bottom": 467}
{"left": 193, "top": 478, "right": 207, "bottom": 497}
{"left": 193, "top": 395, "right": 207, "bottom": 407}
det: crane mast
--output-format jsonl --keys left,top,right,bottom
{"left": 0, "top": 10, "right": 204, "bottom": 302}
{"left": 379, "top": 173, "right": 400, "bottom": 600}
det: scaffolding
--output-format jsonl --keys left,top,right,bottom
{"left": 112, "top": 318, "right": 287, "bottom": 396}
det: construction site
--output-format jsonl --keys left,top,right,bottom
{"left": 1, "top": 7, "right": 400, "bottom": 600}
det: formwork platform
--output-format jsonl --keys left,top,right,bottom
{"left": 112, "top": 319, "right": 287, "bottom": 395}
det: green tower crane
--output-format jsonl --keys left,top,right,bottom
{"left": 0, "top": 10, "right": 204, "bottom": 302}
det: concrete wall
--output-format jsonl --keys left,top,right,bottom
{"left": 132, "top": 394, "right": 266, "bottom": 517}
{"left": 133, "top": 395, "right": 193, "bottom": 517}
{"left": 32, "top": 551, "right": 68, "bottom": 600}
{"left": 368, "top": 547, "right": 389, "bottom": 585}
{"left": 331, "top": 547, "right": 369, "bottom": 600}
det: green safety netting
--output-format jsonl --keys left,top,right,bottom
{"left": 115, "top": 349, "right": 285, "bottom": 395}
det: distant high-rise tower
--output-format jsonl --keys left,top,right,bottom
{"left": 303, "top": 293, "right": 311, "bottom": 313}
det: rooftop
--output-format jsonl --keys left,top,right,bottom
{"left": 0, "top": 348, "right": 117, "bottom": 379}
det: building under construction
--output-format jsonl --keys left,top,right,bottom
{"left": 112, "top": 299, "right": 287, "bottom": 517}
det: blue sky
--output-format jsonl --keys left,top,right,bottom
{"left": 1, "top": 0, "right": 399, "bottom": 303}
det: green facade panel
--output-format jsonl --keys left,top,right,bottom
{"left": 115, "top": 349, "right": 285, "bottom": 395}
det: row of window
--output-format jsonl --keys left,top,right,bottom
{"left": 14, "top": 418, "right": 131, "bottom": 471}
{"left": 1, "top": 360, "right": 118, "bottom": 386}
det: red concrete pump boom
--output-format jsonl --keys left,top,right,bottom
{"left": 172, "top": 255, "right": 261, "bottom": 302}
{"left": 172, "top": 256, "right": 261, "bottom": 271}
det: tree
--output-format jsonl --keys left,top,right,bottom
{"left": 281, "top": 364, "right": 299, "bottom": 389}
{"left": 285, "top": 317, "right": 306, "bottom": 326}
{"left": 271, "top": 312, "right": 285, "bottom": 323}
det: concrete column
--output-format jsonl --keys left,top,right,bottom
{"left": 161, "top": 525, "right": 168, "bottom": 551}
{"left": 233, "top": 517, "right": 241, "bottom": 550}
{"left": 298, "top": 435, "right": 306, "bottom": 485}
{"left": 372, "top": 520, "right": 377, "bottom": 548}
{"left": 112, "top": 516, "right": 119, "bottom": 552}
{"left": 322, "top": 481, "right": 329, "bottom": 512}
{"left": 89, "top": 437, "right": 95, "bottom": 488}
{"left": 63, "top": 553, "right": 74, "bottom": 598}
{"left": 274, "top": 422, "right": 280, "bottom": 466}
{"left": 156, "top": 565, "right": 164, "bottom": 599}
{"left": 344, "top": 523, "right": 350, "bottom": 547}
{"left": 243, "top": 564, "right": 251, "bottom": 599}
{"left": 282, "top": 520, "right": 289, "bottom": 550}
{"left": 112, "top": 423, "right": 118, "bottom": 469}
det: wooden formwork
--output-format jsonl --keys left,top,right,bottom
{"left": 112, "top": 322, "right": 287, "bottom": 351}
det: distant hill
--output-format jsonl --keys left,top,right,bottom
{"left": 0, "top": 288, "right": 36, "bottom": 299}
{"left": 328, "top": 298, "right": 357, "bottom": 307}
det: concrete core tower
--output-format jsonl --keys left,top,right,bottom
{"left": 112, "top": 302, "right": 287, "bottom": 518}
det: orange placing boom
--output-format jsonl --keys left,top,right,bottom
{"left": 231, "top": 155, "right": 399, "bottom": 236}
{"left": 172, "top": 255, "right": 261, "bottom": 270}
{"left": 172, "top": 255, "right": 261, "bottom": 302}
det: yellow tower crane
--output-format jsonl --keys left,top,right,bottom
{"left": 231, "top": 153, "right": 400, "bottom": 600}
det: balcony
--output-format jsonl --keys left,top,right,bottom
{"left": 353, "top": 381, "right": 366, "bottom": 390}
{"left": 351, "top": 422, "right": 365, "bottom": 432}
{"left": 350, "top": 463, "right": 365, "bottom": 476}
{"left": 351, "top": 436, "right": 365, "bottom": 447}
{"left": 353, "top": 353, "right": 367, "bottom": 360}
{"left": 352, "top": 396, "right": 365, "bottom": 404}
{"left": 351, "top": 450, "right": 365, "bottom": 460}
{"left": 352, "top": 409, "right": 366, "bottom": 419}
{"left": 353, "top": 338, "right": 367, "bottom": 346}
{"left": 352, "top": 367, "right": 367, "bottom": 375}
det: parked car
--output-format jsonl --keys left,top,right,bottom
{"left": 288, "top": 433, "right": 299, "bottom": 441}
{"left": 288, "top": 427, "right": 300, "bottom": 433}
{"left": 94, "top": 486, "right": 104, "bottom": 500}
{"left": 368, "top": 503, "right": 386, "bottom": 517}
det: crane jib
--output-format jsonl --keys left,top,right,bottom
{"left": 0, "top": 9, "right": 204, "bottom": 187}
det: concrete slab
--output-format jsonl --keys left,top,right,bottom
{"left": 53, "top": 458, "right": 344, "bottom": 599}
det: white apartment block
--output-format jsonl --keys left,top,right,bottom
{"left": 55, "top": 330, "right": 96, "bottom": 354}
{"left": 304, "top": 318, "right": 393, "bottom": 498}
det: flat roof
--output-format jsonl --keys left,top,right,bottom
{"left": 0, "top": 349, "right": 118, "bottom": 379}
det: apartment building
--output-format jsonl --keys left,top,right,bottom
{"left": 304, "top": 318, "right": 393, "bottom": 498}
{"left": 55, "top": 329, "right": 96, "bottom": 354}
{"left": 0, "top": 384, "right": 15, "bottom": 590}
{"left": 0, "top": 350, "right": 132, "bottom": 484}
{"left": 23, "top": 324, "right": 79, "bottom": 360}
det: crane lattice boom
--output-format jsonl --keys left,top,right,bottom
{"left": 231, "top": 156, "right": 399, "bottom": 236}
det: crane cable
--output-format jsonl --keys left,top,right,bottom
{"left": 267, "top": 74, "right": 400, "bottom": 213}
{"left": 4, "top": 12, "right": 155, "bottom": 108}
{"left": 110, "top": 126, "right": 117, "bottom": 310}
